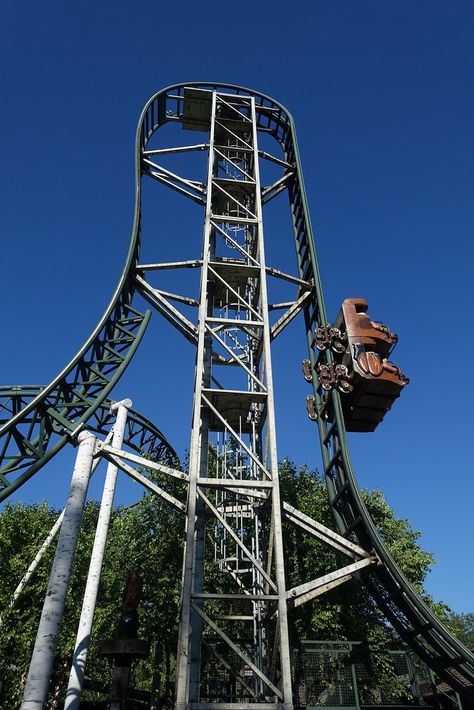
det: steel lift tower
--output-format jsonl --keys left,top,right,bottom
{"left": 171, "top": 89, "right": 293, "bottom": 710}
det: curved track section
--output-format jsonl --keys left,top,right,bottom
{"left": 261, "top": 87, "right": 474, "bottom": 699}
{"left": 0, "top": 269, "right": 150, "bottom": 499}
{"left": 89, "top": 397, "right": 179, "bottom": 468}
{"left": 1, "top": 82, "right": 472, "bottom": 698}
{"left": 0, "top": 386, "right": 178, "bottom": 471}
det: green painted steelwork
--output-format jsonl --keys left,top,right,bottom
{"left": 1, "top": 82, "right": 473, "bottom": 700}
{"left": 0, "top": 386, "right": 178, "bottom": 494}
{"left": 293, "top": 640, "right": 434, "bottom": 709}
{"left": 0, "top": 307, "right": 151, "bottom": 499}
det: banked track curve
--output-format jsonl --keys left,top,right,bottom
{"left": 1, "top": 83, "right": 473, "bottom": 700}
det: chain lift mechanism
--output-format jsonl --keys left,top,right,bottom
{"left": 2, "top": 84, "right": 474, "bottom": 708}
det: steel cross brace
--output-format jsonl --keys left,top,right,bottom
{"left": 91, "top": 442, "right": 376, "bottom": 611}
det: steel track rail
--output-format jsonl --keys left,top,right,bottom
{"left": 0, "top": 386, "right": 178, "bottom": 470}
{"left": 1, "top": 82, "right": 472, "bottom": 697}
{"left": 0, "top": 81, "right": 288, "bottom": 500}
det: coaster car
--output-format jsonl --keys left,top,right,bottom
{"left": 313, "top": 298, "right": 409, "bottom": 432}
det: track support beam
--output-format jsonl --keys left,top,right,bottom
{"left": 21, "top": 431, "right": 97, "bottom": 709}
{"left": 65, "top": 400, "right": 132, "bottom": 709}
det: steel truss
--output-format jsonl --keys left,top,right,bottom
{"left": 0, "top": 386, "right": 178, "bottom": 469}
{"left": 173, "top": 89, "right": 294, "bottom": 710}
{"left": 136, "top": 87, "right": 370, "bottom": 710}
{"left": 2, "top": 83, "right": 474, "bottom": 705}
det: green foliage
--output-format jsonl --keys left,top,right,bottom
{"left": 0, "top": 461, "right": 463, "bottom": 707}
{"left": 0, "top": 502, "right": 62, "bottom": 707}
{"left": 360, "top": 488, "right": 433, "bottom": 590}
{"left": 445, "top": 611, "right": 474, "bottom": 649}
{"left": 0, "top": 492, "right": 184, "bottom": 709}
{"left": 279, "top": 459, "right": 449, "bottom": 695}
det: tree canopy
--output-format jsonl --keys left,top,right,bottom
{"left": 0, "top": 461, "right": 462, "bottom": 707}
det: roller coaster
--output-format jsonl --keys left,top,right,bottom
{"left": 1, "top": 83, "right": 473, "bottom": 708}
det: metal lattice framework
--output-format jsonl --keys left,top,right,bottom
{"left": 1, "top": 83, "right": 473, "bottom": 706}
{"left": 0, "top": 386, "right": 178, "bottom": 469}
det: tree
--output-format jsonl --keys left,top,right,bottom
{"left": 278, "top": 460, "right": 453, "bottom": 701}
{"left": 445, "top": 612, "right": 474, "bottom": 649}
{"left": 0, "top": 461, "right": 464, "bottom": 707}
{"left": 0, "top": 494, "right": 184, "bottom": 708}
{"left": 279, "top": 460, "right": 444, "bottom": 640}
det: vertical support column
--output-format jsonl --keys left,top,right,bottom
{"left": 175, "top": 89, "right": 293, "bottom": 710}
{"left": 64, "top": 399, "right": 132, "bottom": 710}
{"left": 7, "top": 428, "right": 115, "bottom": 615}
{"left": 175, "top": 91, "right": 218, "bottom": 710}
{"left": 249, "top": 98, "right": 293, "bottom": 710}
{"left": 350, "top": 657, "right": 361, "bottom": 710}
{"left": 21, "top": 430, "right": 96, "bottom": 710}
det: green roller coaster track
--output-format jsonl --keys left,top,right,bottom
{"left": 1, "top": 83, "right": 472, "bottom": 702}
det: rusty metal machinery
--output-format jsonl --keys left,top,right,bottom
{"left": 312, "top": 297, "right": 409, "bottom": 431}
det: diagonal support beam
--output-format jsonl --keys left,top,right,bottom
{"left": 191, "top": 603, "right": 283, "bottom": 700}
{"left": 270, "top": 289, "right": 313, "bottom": 341}
{"left": 152, "top": 288, "right": 199, "bottom": 307}
{"left": 266, "top": 266, "right": 312, "bottom": 289}
{"left": 258, "top": 149, "right": 293, "bottom": 169}
{"left": 217, "top": 95, "right": 252, "bottom": 123}
{"left": 205, "top": 317, "right": 262, "bottom": 344}
{"left": 202, "top": 639, "right": 258, "bottom": 700}
{"left": 212, "top": 182, "right": 258, "bottom": 220}
{"left": 197, "top": 488, "right": 277, "bottom": 592}
{"left": 201, "top": 394, "right": 271, "bottom": 480}
{"left": 101, "top": 452, "right": 186, "bottom": 513}
{"left": 215, "top": 120, "right": 253, "bottom": 151}
{"left": 214, "top": 147, "right": 256, "bottom": 182}
{"left": 211, "top": 222, "right": 259, "bottom": 266}
{"left": 287, "top": 557, "right": 375, "bottom": 608}
{"left": 143, "top": 157, "right": 206, "bottom": 193}
{"left": 145, "top": 171, "right": 206, "bottom": 205}
{"left": 261, "top": 172, "right": 294, "bottom": 205}
{"left": 143, "top": 143, "right": 209, "bottom": 156}
{"left": 135, "top": 274, "right": 198, "bottom": 345}
{"left": 282, "top": 502, "right": 371, "bottom": 559}
{"left": 136, "top": 260, "right": 203, "bottom": 271}
{"left": 208, "top": 265, "right": 262, "bottom": 321}
{"left": 206, "top": 325, "right": 266, "bottom": 391}
{"left": 97, "top": 443, "right": 189, "bottom": 482}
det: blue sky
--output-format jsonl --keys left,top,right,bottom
{"left": 1, "top": 1, "right": 473, "bottom": 614}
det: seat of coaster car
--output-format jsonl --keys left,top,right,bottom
{"left": 314, "top": 298, "right": 409, "bottom": 432}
